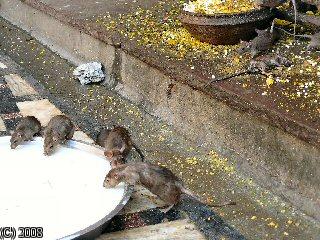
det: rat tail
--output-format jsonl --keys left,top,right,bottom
{"left": 132, "top": 143, "right": 145, "bottom": 161}
{"left": 179, "top": 184, "right": 236, "bottom": 208}
{"left": 179, "top": 185, "right": 201, "bottom": 200}
{"left": 205, "top": 70, "right": 249, "bottom": 86}
{"left": 274, "top": 26, "right": 310, "bottom": 39}
{"left": 209, "top": 201, "right": 237, "bottom": 208}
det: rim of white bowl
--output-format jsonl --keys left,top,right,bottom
{"left": 0, "top": 136, "right": 133, "bottom": 240}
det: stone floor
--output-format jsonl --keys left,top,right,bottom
{"left": 1, "top": 46, "right": 319, "bottom": 239}
{"left": 0, "top": 54, "right": 207, "bottom": 239}
{"left": 0, "top": 17, "right": 319, "bottom": 238}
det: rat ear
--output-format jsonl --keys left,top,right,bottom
{"left": 105, "top": 151, "right": 113, "bottom": 158}
{"left": 255, "top": 29, "right": 264, "bottom": 35}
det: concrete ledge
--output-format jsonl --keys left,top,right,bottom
{"left": 0, "top": 0, "right": 115, "bottom": 71}
{"left": 1, "top": 0, "right": 319, "bottom": 220}
{"left": 118, "top": 52, "right": 320, "bottom": 220}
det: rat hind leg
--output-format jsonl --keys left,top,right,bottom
{"left": 155, "top": 184, "right": 180, "bottom": 206}
{"left": 126, "top": 171, "right": 141, "bottom": 185}
{"left": 159, "top": 204, "right": 175, "bottom": 213}
{"left": 66, "top": 125, "right": 75, "bottom": 140}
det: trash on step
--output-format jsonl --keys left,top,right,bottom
{"left": 73, "top": 62, "right": 105, "bottom": 85}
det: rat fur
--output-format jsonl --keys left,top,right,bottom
{"left": 205, "top": 52, "right": 291, "bottom": 85}
{"left": 298, "top": 0, "right": 320, "bottom": 10}
{"left": 10, "top": 116, "right": 41, "bottom": 149}
{"left": 96, "top": 126, "right": 144, "bottom": 168}
{"left": 238, "top": 22, "right": 280, "bottom": 57}
{"left": 43, "top": 115, "right": 75, "bottom": 155}
{"left": 103, "top": 162, "right": 235, "bottom": 209}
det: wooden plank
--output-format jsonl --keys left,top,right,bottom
{"left": 17, "top": 99, "right": 62, "bottom": 126}
{"left": 97, "top": 219, "right": 206, "bottom": 240}
{"left": 0, "top": 117, "right": 6, "bottom": 131}
{"left": 72, "top": 131, "right": 94, "bottom": 144}
{"left": 4, "top": 74, "right": 37, "bottom": 96}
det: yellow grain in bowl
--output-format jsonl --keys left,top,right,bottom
{"left": 183, "top": 0, "right": 258, "bottom": 15}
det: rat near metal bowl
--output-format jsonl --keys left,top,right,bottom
{"left": 180, "top": 8, "right": 275, "bottom": 45}
{"left": 51, "top": 140, "right": 134, "bottom": 240}
{"left": 0, "top": 136, "right": 133, "bottom": 240}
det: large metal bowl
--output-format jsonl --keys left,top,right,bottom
{"left": 0, "top": 136, "right": 132, "bottom": 240}
{"left": 180, "top": 8, "right": 274, "bottom": 45}
{"left": 60, "top": 140, "right": 133, "bottom": 240}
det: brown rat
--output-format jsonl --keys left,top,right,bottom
{"left": 43, "top": 115, "right": 75, "bottom": 155}
{"left": 10, "top": 116, "right": 42, "bottom": 149}
{"left": 96, "top": 126, "right": 144, "bottom": 168}
{"left": 96, "top": 128, "right": 111, "bottom": 147}
{"left": 239, "top": 23, "right": 280, "bottom": 57}
{"left": 304, "top": 32, "right": 320, "bottom": 50}
{"left": 301, "top": 0, "right": 320, "bottom": 10}
{"left": 206, "top": 53, "right": 291, "bottom": 85}
{"left": 103, "top": 162, "right": 235, "bottom": 209}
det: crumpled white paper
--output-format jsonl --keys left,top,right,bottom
{"left": 73, "top": 62, "right": 105, "bottom": 85}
